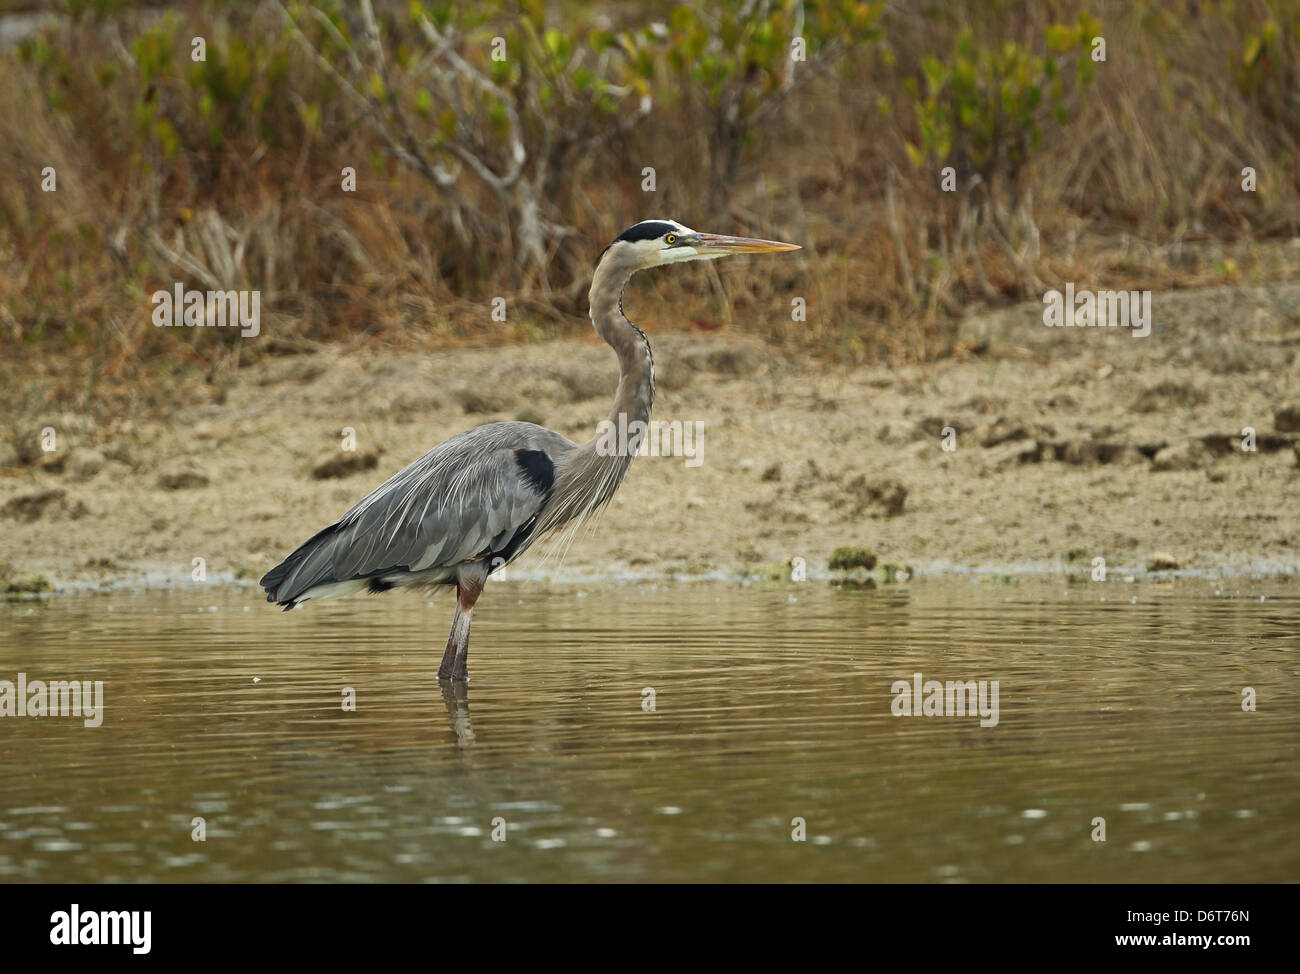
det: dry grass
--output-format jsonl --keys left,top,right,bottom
{"left": 1, "top": 0, "right": 1297, "bottom": 421}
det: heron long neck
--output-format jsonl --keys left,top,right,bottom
{"left": 537, "top": 255, "right": 653, "bottom": 535}
{"left": 590, "top": 256, "right": 654, "bottom": 430}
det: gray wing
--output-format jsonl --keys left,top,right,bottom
{"left": 261, "top": 422, "right": 573, "bottom": 604}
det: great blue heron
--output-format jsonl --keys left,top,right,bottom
{"left": 260, "top": 219, "right": 800, "bottom": 680}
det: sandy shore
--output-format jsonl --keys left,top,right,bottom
{"left": 2, "top": 281, "right": 1298, "bottom": 595}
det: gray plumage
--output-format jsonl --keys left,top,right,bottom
{"left": 262, "top": 423, "right": 575, "bottom": 601}
{"left": 260, "top": 219, "right": 799, "bottom": 681}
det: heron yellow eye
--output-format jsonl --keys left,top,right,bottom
{"left": 665, "top": 234, "right": 676, "bottom": 245}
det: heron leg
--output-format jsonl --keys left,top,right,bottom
{"left": 437, "top": 577, "right": 483, "bottom": 682}
{"left": 437, "top": 603, "right": 462, "bottom": 680}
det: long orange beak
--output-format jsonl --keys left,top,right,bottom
{"left": 692, "top": 232, "right": 801, "bottom": 254}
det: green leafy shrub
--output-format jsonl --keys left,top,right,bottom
{"left": 659, "top": 1, "right": 883, "bottom": 208}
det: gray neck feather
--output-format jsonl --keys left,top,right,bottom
{"left": 540, "top": 248, "right": 654, "bottom": 533}
{"left": 589, "top": 252, "right": 655, "bottom": 430}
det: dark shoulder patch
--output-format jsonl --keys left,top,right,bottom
{"left": 615, "top": 220, "right": 679, "bottom": 244}
{"left": 514, "top": 449, "right": 555, "bottom": 495}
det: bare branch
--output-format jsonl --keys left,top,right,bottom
{"left": 416, "top": 13, "right": 527, "bottom": 188}
{"left": 274, "top": 0, "right": 478, "bottom": 237}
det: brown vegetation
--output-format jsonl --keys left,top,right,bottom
{"left": 0, "top": 0, "right": 1298, "bottom": 422}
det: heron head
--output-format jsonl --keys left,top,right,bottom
{"left": 605, "top": 219, "right": 800, "bottom": 270}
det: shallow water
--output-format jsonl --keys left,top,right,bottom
{"left": 0, "top": 578, "right": 1296, "bottom": 882}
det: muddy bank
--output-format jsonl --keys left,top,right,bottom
{"left": 2, "top": 282, "right": 1299, "bottom": 595}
